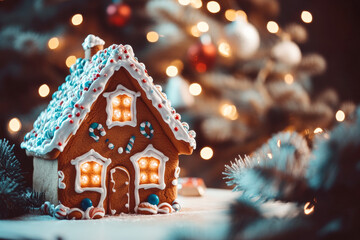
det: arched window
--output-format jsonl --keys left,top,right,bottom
{"left": 103, "top": 84, "right": 140, "bottom": 129}
{"left": 130, "top": 144, "right": 169, "bottom": 209}
{"left": 71, "top": 149, "right": 111, "bottom": 209}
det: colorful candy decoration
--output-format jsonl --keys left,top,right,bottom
{"left": 89, "top": 122, "right": 106, "bottom": 142}
{"left": 81, "top": 198, "right": 93, "bottom": 211}
{"left": 89, "top": 207, "right": 105, "bottom": 219}
{"left": 147, "top": 194, "right": 160, "bottom": 206}
{"left": 54, "top": 204, "right": 69, "bottom": 219}
{"left": 125, "top": 135, "right": 135, "bottom": 153}
{"left": 108, "top": 143, "right": 114, "bottom": 150}
{"left": 67, "top": 208, "right": 84, "bottom": 220}
{"left": 58, "top": 170, "right": 66, "bottom": 189}
{"left": 172, "top": 199, "right": 181, "bottom": 212}
{"left": 158, "top": 202, "right": 173, "bottom": 214}
{"left": 41, "top": 201, "right": 55, "bottom": 216}
{"left": 139, "top": 121, "right": 154, "bottom": 139}
{"left": 137, "top": 202, "right": 158, "bottom": 215}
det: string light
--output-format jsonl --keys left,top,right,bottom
{"left": 197, "top": 21, "right": 209, "bottom": 33}
{"left": 190, "top": 0, "right": 202, "bottom": 9}
{"left": 81, "top": 175, "right": 89, "bottom": 185}
{"left": 48, "top": 37, "right": 59, "bottom": 50}
{"left": 189, "top": 83, "right": 202, "bottom": 96}
{"left": 139, "top": 158, "right": 148, "bottom": 169}
{"left": 178, "top": 0, "right": 190, "bottom": 5}
{"left": 220, "top": 103, "right": 238, "bottom": 120}
{"left": 304, "top": 202, "right": 315, "bottom": 215}
{"left": 140, "top": 173, "right": 148, "bottom": 183}
{"left": 267, "top": 21, "right": 279, "bottom": 34}
{"left": 146, "top": 31, "right": 159, "bottom": 43}
{"left": 65, "top": 56, "right": 77, "bottom": 68}
{"left": 190, "top": 25, "right": 201, "bottom": 37}
{"left": 314, "top": 127, "right": 323, "bottom": 134}
{"left": 218, "top": 41, "right": 231, "bottom": 57}
{"left": 92, "top": 175, "right": 101, "bottom": 185}
{"left": 207, "top": 1, "right": 220, "bottom": 13}
{"left": 38, "top": 84, "right": 50, "bottom": 97}
{"left": 93, "top": 163, "right": 101, "bottom": 173}
{"left": 335, "top": 110, "right": 345, "bottom": 122}
{"left": 200, "top": 147, "right": 213, "bottom": 160}
{"left": 150, "top": 173, "right": 159, "bottom": 183}
{"left": 71, "top": 14, "right": 83, "bottom": 26}
{"left": 284, "top": 74, "right": 294, "bottom": 84}
{"left": 150, "top": 159, "right": 159, "bottom": 169}
{"left": 301, "top": 11, "right": 313, "bottom": 23}
{"left": 8, "top": 118, "right": 21, "bottom": 133}
{"left": 81, "top": 163, "right": 90, "bottom": 172}
{"left": 166, "top": 65, "right": 178, "bottom": 77}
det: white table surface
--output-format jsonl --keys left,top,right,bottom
{"left": 0, "top": 189, "right": 298, "bottom": 240}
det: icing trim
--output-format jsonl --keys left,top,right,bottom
{"left": 103, "top": 84, "right": 141, "bottom": 129}
{"left": 172, "top": 166, "right": 180, "bottom": 186}
{"left": 70, "top": 149, "right": 111, "bottom": 209}
{"left": 58, "top": 171, "right": 66, "bottom": 189}
{"left": 21, "top": 42, "right": 196, "bottom": 156}
{"left": 109, "top": 166, "right": 130, "bottom": 215}
{"left": 130, "top": 144, "right": 169, "bottom": 212}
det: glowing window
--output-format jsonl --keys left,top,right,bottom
{"left": 103, "top": 84, "right": 141, "bottom": 128}
{"left": 138, "top": 157, "right": 160, "bottom": 185}
{"left": 71, "top": 150, "right": 111, "bottom": 209}
{"left": 80, "top": 161, "right": 102, "bottom": 188}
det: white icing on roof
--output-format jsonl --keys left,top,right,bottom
{"left": 21, "top": 36, "right": 196, "bottom": 156}
{"left": 82, "top": 34, "right": 105, "bottom": 50}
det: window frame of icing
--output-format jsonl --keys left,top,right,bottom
{"left": 103, "top": 84, "right": 141, "bottom": 129}
{"left": 71, "top": 149, "right": 111, "bottom": 208}
{"left": 130, "top": 144, "right": 169, "bottom": 210}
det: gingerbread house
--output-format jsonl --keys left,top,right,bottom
{"left": 21, "top": 35, "right": 196, "bottom": 219}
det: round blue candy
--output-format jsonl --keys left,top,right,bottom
{"left": 147, "top": 194, "right": 159, "bottom": 206}
{"left": 81, "top": 198, "right": 93, "bottom": 211}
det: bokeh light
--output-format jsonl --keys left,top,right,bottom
{"left": 147, "top": 31, "right": 159, "bottom": 43}
{"left": 301, "top": 11, "right": 313, "bottom": 23}
{"left": 166, "top": 66, "right": 178, "bottom": 77}
{"left": 189, "top": 83, "right": 202, "bottom": 96}
{"left": 38, "top": 84, "right": 50, "bottom": 97}
{"left": 200, "top": 147, "right": 213, "bottom": 160}
{"left": 197, "top": 21, "right": 209, "bottom": 32}
{"left": 71, "top": 14, "right": 83, "bottom": 26}
{"left": 48, "top": 37, "right": 59, "bottom": 50}
{"left": 8, "top": 118, "right": 21, "bottom": 133}
{"left": 267, "top": 21, "right": 279, "bottom": 33}
{"left": 66, "top": 56, "right": 77, "bottom": 68}
{"left": 207, "top": 1, "right": 220, "bottom": 13}
{"left": 335, "top": 110, "right": 345, "bottom": 122}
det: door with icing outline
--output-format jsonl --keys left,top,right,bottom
{"left": 108, "top": 166, "right": 130, "bottom": 215}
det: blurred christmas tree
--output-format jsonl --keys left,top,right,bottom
{"left": 0, "top": 0, "right": 355, "bottom": 187}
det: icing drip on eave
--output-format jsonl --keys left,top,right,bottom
{"left": 21, "top": 38, "right": 196, "bottom": 156}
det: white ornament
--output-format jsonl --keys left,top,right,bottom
{"left": 225, "top": 20, "right": 260, "bottom": 59}
{"left": 271, "top": 40, "right": 302, "bottom": 66}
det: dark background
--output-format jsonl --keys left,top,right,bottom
{"left": 1, "top": 0, "right": 360, "bottom": 187}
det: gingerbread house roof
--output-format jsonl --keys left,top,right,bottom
{"left": 21, "top": 35, "right": 196, "bottom": 158}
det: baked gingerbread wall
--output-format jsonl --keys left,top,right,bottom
{"left": 58, "top": 67, "right": 179, "bottom": 213}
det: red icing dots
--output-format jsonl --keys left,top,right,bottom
{"left": 68, "top": 114, "right": 72, "bottom": 118}
{"left": 55, "top": 126, "right": 59, "bottom": 130}
{"left": 130, "top": 64, "right": 134, "bottom": 67}
{"left": 75, "top": 104, "right": 79, "bottom": 108}
{"left": 93, "top": 88, "right": 97, "bottom": 92}
{"left": 158, "top": 104, "right": 162, "bottom": 108}
{"left": 96, "top": 73, "right": 100, "bottom": 78}
{"left": 174, "top": 127, "right": 179, "bottom": 131}
{"left": 58, "top": 142, "right": 62, "bottom": 146}
{"left": 80, "top": 105, "right": 84, "bottom": 109}
{"left": 84, "top": 87, "right": 89, "bottom": 91}
{"left": 76, "top": 112, "right": 80, "bottom": 117}
{"left": 118, "top": 56, "right": 122, "bottom": 60}
{"left": 70, "top": 120, "right": 74, "bottom": 124}
{"left": 110, "top": 59, "right": 114, "bottom": 63}
{"left": 175, "top": 115, "right": 180, "bottom": 120}
{"left": 142, "top": 79, "right": 147, "bottom": 83}
{"left": 124, "top": 49, "right": 128, "bottom": 53}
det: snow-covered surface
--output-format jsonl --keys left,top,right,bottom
{"left": 0, "top": 189, "right": 299, "bottom": 240}
{"left": 21, "top": 36, "right": 196, "bottom": 156}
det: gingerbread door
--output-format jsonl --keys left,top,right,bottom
{"left": 108, "top": 166, "right": 130, "bottom": 215}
